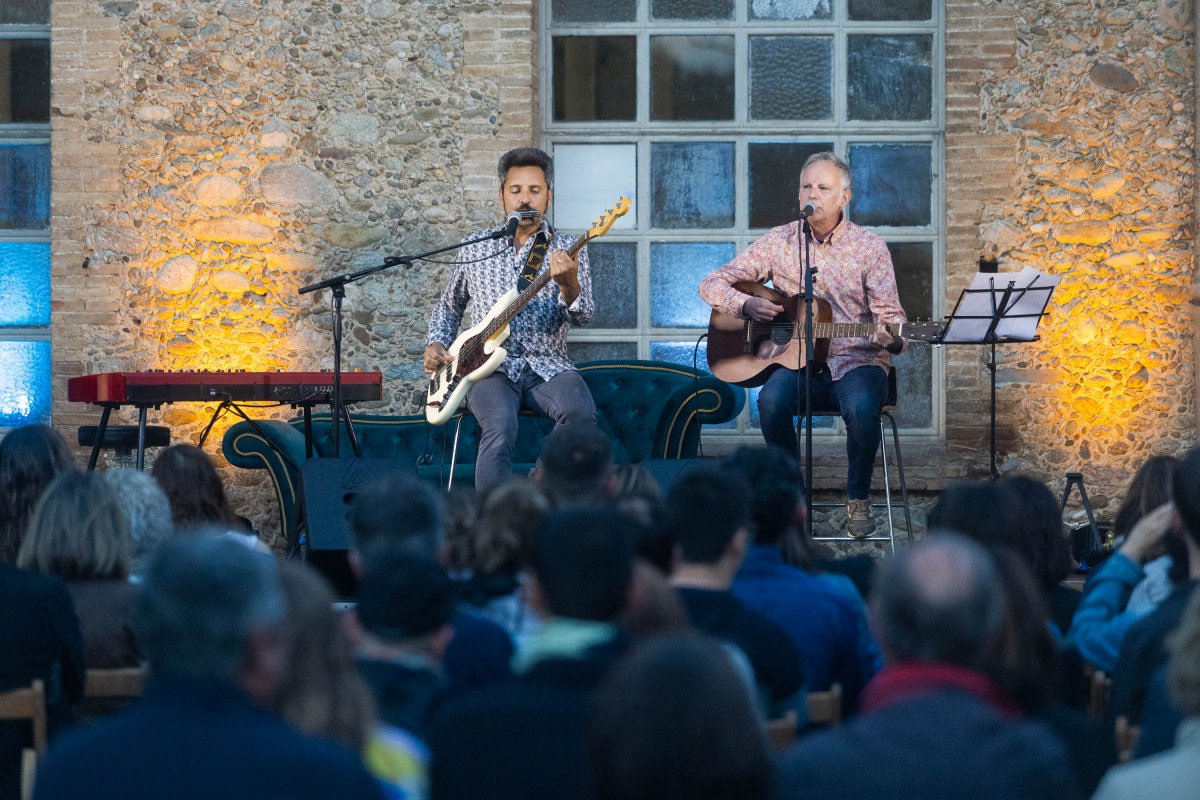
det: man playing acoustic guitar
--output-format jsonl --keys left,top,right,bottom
{"left": 424, "top": 147, "right": 597, "bottom": 492}
{"left": 699, "top": 152, "right": 907, "bottom": 538}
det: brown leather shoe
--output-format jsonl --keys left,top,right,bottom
{"left": 846, "top": 499, "right": 876, "bottom": 539}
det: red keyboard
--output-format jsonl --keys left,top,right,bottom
{"left": 68, "top": 371, "right": 383, "bottom": 405}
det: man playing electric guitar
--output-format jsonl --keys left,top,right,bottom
{"left": 699, "top": 151, "right": 908, "bottom": 538}
{"left": 424, "top": 147, "right": 597, "bottom": 492}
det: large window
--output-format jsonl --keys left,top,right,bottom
{"left": 0, "top": 0, "right": 51, "bottom": 428}
{"left": 545, "top": 0, "right": 942, "bottom": 437}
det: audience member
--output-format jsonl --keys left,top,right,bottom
{"left": 0, "top": 424, "right": 76, "bottom": 563}
{"left": 102, "top": 469, "right": 174, "bottom": 579}
{"left": 150, "top": 444, "right": 262, "bottom": 549}
{"left": 664, "top": 467, "right": 804, "bottom": 713}
{"left": 352, "top": 553, "right": 457, "bottom": 798}
{"left": 0, "top": 541, "right": 84, "bottom": 798}
{"left": 926, "top": 478, "right": 1024, "bottom": 552}
{"left": 17, "top": 472, "right": 139, "bottom": 668}
{"left": 445, "top": 477, "right": 547, "bottom": 643}
{"left": 610, "top": 463, "right": 672, "bottom": 571}
{"left": 32, "top": 535, "right": 383, "bottom": 800}
{"left": 1113, "top": 455, "right": 1187, "bottom": 615}
{"left": 719, "top": 446, "right": 875, "bottom": 710}
{"left": 1000, "top": 475, "right": 1080, "bottom": 636}
{"left": 430, "top": 506, "right": 636, "bottom": 800}
{"left": 274, "top": 561, "right": 375, "bottom": 753}
{"left": 1092, "top": 589, "right": 1200, "bottom": 799}
{"left": 531, "top": 422, "right": 614, "bottom": 505}
{"left": 348, "top": 473, "right": 514, "bottom": 694}
{"left": 1110, "top": 448, "right": 1200, "bottom": 736}
{"left": 590, "top": 635, "right": 773, "bottom": 800}
{"left": 619, "top": 558, "right": 690, "bottom": 638}
{"left": 776, "top": 535, "right": 1075, "bottom": 800}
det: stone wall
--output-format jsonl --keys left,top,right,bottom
{"left": 49, "top": 0, "right": 1197, "bottom": 539}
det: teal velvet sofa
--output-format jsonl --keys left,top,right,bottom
{"left": 221, "top": 359, "right": 744, "bottom": 542}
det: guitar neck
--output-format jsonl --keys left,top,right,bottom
{"left": 809, "top": 321, "right": 897, "bottom": 339}
{"left": 482, "top": 233, "right": 590, "bottom": 338}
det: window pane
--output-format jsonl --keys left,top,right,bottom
{"left": 0, "top": 243, "right": 50, "bottom": 327}
{"left": 570, "top": 341, "right": 638, "bottom": 363}
{"left": 890, "top": 345, "right": 933, "bottom": 429}
{"left": 551, "top": 0, "right": 636, "bottom": 23}
{"left": 0, "top": 144, "right": 50, "bottom": 228}
{"left": 887, "top": 241, "right": 933, "bottom": 320}
{"left": 650, "top": 36, "right": 735, "bottom": 121}
{"left": 849, "top": 0, "right": 932, "bottom": 20}
{"left": 649, "top": 340, "right": 737, "bottom": 429}
{"left": 750, "top": 36, "right": 833, "bottom": 121}
{"left": 650, "top": 241, "right": 735, "bottom": 327}
{"left": 0, "top": 40, "right": 51, "bottom": 124}
{"left": 748, "top": 141, "right": 832, "bottom": 229}
{"left": 652, "top": 0, "right": 734, "bottom": 20}
{"left": 847, "top": 35, "right": 933, "bottom": 121}
{"left": 847, "top": 143, "right": 931, "bottom": 228}
{"left": 588, "top": 242, "right": 638, "bottom": 328}
{"left": 0, "top": 0, "right": 49, "bottom": 24}
{"left": 553, "top": 36, "right": 636, "bottom": 122}
{"left": 0, "top": 340, "right": 51, "bottom": 427}
{"left": 750, "top": 0, "right": 832, "bottom": 21}
{"left": 651, "top": 142, "right": 734, "bottom": 229}
{"left": 553, "top": 143, "right": 637, "bottom": 232}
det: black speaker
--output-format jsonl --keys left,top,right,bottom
{"left": 638, "top": 458, "right": 712, "bottom": 493}
{"left": 299, "top": 459, "right": 415, "bottom": 598}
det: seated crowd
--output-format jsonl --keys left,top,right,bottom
{"left": 1, "top": 421, "right": 1198, "bottom": 799}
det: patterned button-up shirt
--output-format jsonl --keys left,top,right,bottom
{"left": 426, "top": 220, "right": 593, "bottom": 382}
{"left": 699, "top": 217, "right": 907, "bottom": 382}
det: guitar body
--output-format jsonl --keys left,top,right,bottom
{"left": 707, "top": 281, "right": 832, "bottom": 388}
{"left": 425, "top": 290, "right": 516, "bottom": 425}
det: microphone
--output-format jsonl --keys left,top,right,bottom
{"left": 495, "top": 210, "right": 540, "bottom": 239}
{"left": 799, "top": 202, "right": 817, "bottom": 219}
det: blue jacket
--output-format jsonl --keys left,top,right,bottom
{"left": 1067, "top": 552, "right": 1150, "bottom": 672}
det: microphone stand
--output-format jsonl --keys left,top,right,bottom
{"left": 798, "top": 216, "right": 817, "bottom": 542}
{"left": 298, "top": 225, "right": 513, "bottom": 457}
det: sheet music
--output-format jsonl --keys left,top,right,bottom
{"left": 940, "top": 266, "right": 1059, "bottom": 343}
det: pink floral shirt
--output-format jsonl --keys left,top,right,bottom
{"left": 699, "top": 217, "right": 907, "bottom": 382}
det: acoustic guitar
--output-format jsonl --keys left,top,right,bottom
{"left": 706, "top": 281, "right": 945, "bottom": 388}
{"left": 425, "top": 197, "right": 632, "bottom": 425}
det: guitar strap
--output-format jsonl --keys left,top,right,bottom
{"left": 517, "top": 231, "right": 551, "bottom": 291}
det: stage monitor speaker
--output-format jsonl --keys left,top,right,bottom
{"left": 299, "top": 458, "right": 415, "bottom": 599}
{"left": 637, "top": 458, "right": 712, "bottom": 493}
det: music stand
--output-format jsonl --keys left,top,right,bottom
{"left": 937, "top": 266, "right": 1058, "bottom": 479}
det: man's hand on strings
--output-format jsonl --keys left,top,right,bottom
{"left": 873, "top": 324, "right": 904, "bottom": 354}
{"left": 550, "top": 250, "right": 581, "bottom": 305}
{"left": 743, "top": 296, "right": 784, "bottom": 322}
{"left": 423, "top": 342, "right": 453, "bottom": 374}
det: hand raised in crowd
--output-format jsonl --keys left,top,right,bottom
{"left": 1119, "top": 502, "right": 1178, "bottom": 563}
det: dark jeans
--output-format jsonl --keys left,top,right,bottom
{"left": 468, "top": 367, "right": 596, "bottom": 492}
{"left": 758, "top": 364, "right": 887, "bottom": 500}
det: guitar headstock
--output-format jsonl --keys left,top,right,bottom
{"left": 901, "top": 319, "right": 949, "bottom": 343}
{"left": 585, "top": 197, "right": 632, "bottom": 240}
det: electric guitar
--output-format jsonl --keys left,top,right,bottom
{"left": 706, "top": 281, "right": 946, "bottom": 388}
{"left": 425, "top": 197, "right": 632, "bottom": 425}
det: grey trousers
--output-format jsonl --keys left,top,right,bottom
{"left": 468, "top": 367, "right": 596, "bottom": 492}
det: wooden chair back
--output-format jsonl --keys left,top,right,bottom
{"left": 0, "top": 679, "right": 48, "bottom": 800}
{"left": 765, "top": 709, "right": 798, "bottom": 751}
{"left": 84, "top": 667, "right": 145, "bottom": 701}
{"left": 807, "top": 683, "right": 843, "bottom": 725}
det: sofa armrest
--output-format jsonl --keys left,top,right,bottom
{"left": 222, "top": 420, "right": 307, "bottom": 542}
{"left": 654, "top": 373, "right": 745, "bottom": 458}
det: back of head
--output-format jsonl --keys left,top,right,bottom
{"left": 347, "top": 473, "right": 444, "bottom": 567}
{"left": 17, "top": 470, "right": 131, "bottom": 580}
{"left": 591, "top": 634, "right": 771, "bottom": 800}
{"left": 981, "top": 546, "right": 1057, "bottom": 710}
{"left": 448, "top": 478, "right": 548, "bottom": 576}
{"left": 531, "top": 506, "right": 635, "bottom": 622}
{"left": 358, "top": 552, "right": 457, "bottom": 644}
{"left": 0, "top": 423, "right": 76, "bottom": 563}
{"left": 873, "top": 534, "right": 1005, "bottom": 670}
{"left": 1115, "top": 454, "right": 1178, "bottom": 537}
{"left": 720, "top": 446, "right": 801, "bottom": 547}
{"left": 537, "top": 423, "right": 613, "bottom": 505}
{"left": 928, "top": 479, "right": 1021, "bottom": 552}
{"left": 664, "top": 468, "right": 752, "bottom": 565}
{"left": 136, "top": 534, "right": 284, "bottom": 682}
{"left": 999, "top": 475, "right": 1073, "bottom": 586}
{"left": 1170, "top": 448, "right": 1200, "bottom": 550}
{"left": 150, "top": 444, "right": 239, "bottom": 529}
{"left": 103, "top": 469, "right": 174, "bottom": 570}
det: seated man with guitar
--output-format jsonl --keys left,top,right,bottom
{"left": 423, "top": 147, "right": 598, "bottom": 492}
{"left": 700, "top": 151, "right": 907, "bottom": 538}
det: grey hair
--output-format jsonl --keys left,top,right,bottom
{"left": 800, "top": 151, "right": 852, "bottom": 193}
{"left": 135, "top": 534, "right": 284, "bottom": 681}
{"left": 103, "top": 469, "right": 174, "bottom": 572}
